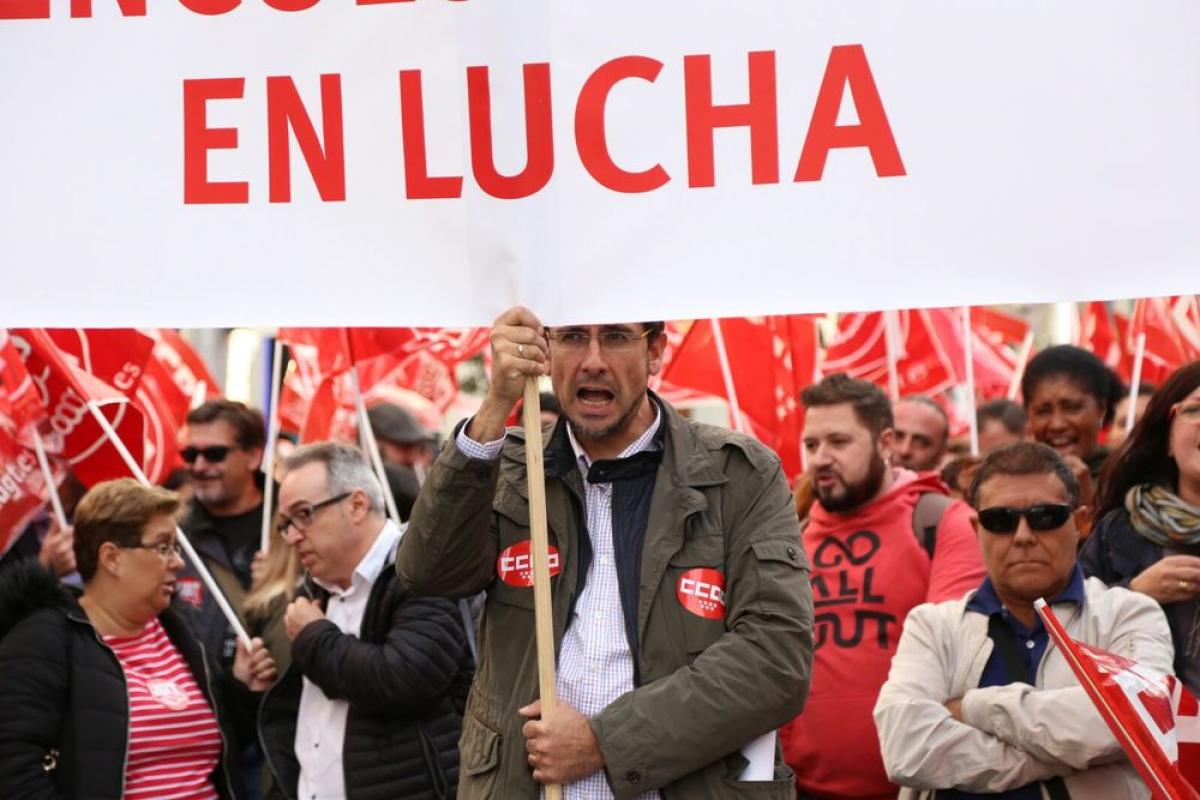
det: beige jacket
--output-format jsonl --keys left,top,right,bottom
{"left": 873, "top": 577, "right": 1174, "bottom": 799}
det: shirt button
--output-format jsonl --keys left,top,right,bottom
{"left": 625, "top": 769, "right": 641, "bottom": 785}
{"left": 1025, "top": 640, "right": 1035, "bottom": 649}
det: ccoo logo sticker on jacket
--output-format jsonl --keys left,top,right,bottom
{"left": 175, "top": 577, "right": 204, "bottom": 609}
{"left": 497, "top": 540, "right": 562, "bottom": 588}
{"left": 677, "top": 568, "right": 726, "bottom": 620}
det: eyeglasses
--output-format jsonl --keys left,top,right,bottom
{"left": 544, "top": 328, "right": 653, "bottom": 353}
{"left": 181, "top": 445, "right": 232, "bottom": 464}
{"left": 122, "top": 541, "right": 184, "bottom": 560}
{"left": 276, "top": 492, "right": 352, "bottom": 538}
{"left": 977, "top": 504, "right": 1073, "bottom": 534}
{"left": 1170, "top": 402, "right": 1200, "bottom": 423}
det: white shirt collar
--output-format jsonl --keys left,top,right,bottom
{"left": 566, "top": 400, "right": 663, "bottom": 471}
{"left": 313, "top": 518, "right": 402, "bottom": 596}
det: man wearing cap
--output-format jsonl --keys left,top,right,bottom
{"left": 874, "top": 442, "right": 1173, "bottom": 798}
{"left": 397, "top": 306, "right": 813, "bottom": 799}
{"left": 368, "top": 402, "right": 436, "bottom": 469}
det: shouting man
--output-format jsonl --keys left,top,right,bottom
{"left": 397, "top": 306, "right": 813, "bottom": 799}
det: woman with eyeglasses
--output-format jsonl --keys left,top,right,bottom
{"left": 0, "top": 478, "right": 277, "bottom": 799}
{"left": 1080, "top": 361, "right": 1200, "bottom": 692}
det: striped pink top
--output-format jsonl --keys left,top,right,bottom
{"left": 104, "top": 618, "right": 222, "bottom": 800}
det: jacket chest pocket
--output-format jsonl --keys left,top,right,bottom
{"left": 668, "top": 532, "right": 727, "bottom": 655}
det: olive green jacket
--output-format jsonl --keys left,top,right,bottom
{"left": 397, "top": 400, "right": 813, "bottom": 799}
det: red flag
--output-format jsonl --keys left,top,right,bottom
{"left": 1130, "top": 298, "right": 1191, "bottom": 386}
{"left": 1036, "top": 600, "right": 1200, "bottom": 799}
{"left": 0, "top": 429, "right": 62, "bottom": 557}
{"left": 278, "top": 327, "right": 488, "bottom": 377}
{"left": 10, "top": 329, "right": 145, "bottom": 487}
{"left": 663, "top": 316, "right": 818, "bottom": 479}
{"left": 924, "top": 308, "right": 1017, "bottom": 401}
{"left": 0, "top": 330, "right": 45, "bottom": 436}
{"left": 279, "top": 328, "right": 488, "bottom": 442}
{"left": 971, "top": 307, "right": 1030, "bottom": 354}
{"left": 132, "top": 330, "right": 221, "bottom": 483}
{"left": 1077, "top": 301, "right": 1129, "bottom": 379}
{"left": 822, "top": 311, "right": 957, "bottom": 397}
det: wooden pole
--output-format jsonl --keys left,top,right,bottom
{"left": 521, "top": 377, "right": 562, "bottom": 800}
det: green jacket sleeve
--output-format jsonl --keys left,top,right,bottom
{"left": 395, "top": 429, "right": 503, "bottom": 598}
{"left": 591, "top": 457, "right": 814, "bottom": 797}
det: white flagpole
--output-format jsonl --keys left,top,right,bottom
{"left": 1006, "top": 331, "right": 1035, "bottom": 401}
{"left": 86, "top": 402, "right": 252, "bottom": 647}
{"left": 347, "top": 364, "right": 402, "bottom": 525}
{"left": 710, "top": 318, "right": 745, "bottom": 434}
{"left": 961, "top": 307, "right": 979, "bottom": 457}
{"left": 883, "top": 310, "right": 901, "bottom": 401}
{"left": 32, "top": 431, "right": 68, "bottom": 528}
{"left": 1125, "top": 332, "right": 1146, "bottom": 435}
{"left": 259, "top": 337, "right": 285, "bottom": 553}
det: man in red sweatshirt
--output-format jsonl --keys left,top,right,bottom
{"left": 781, "top": 374, "right": 985, "bottom": 799}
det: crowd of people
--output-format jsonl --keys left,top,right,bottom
{"left": 0, "top": 309, "right": 1197, "bottom": 800}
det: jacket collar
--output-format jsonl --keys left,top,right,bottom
{"left": 510, "top": 391, "right": 728, "bottom": 492}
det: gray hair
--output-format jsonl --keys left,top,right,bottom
{"left": 285, "top": 442, "right": 385, "bottom": 515}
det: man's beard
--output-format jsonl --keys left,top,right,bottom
{"left": 192, "top": 475, "right": 234, "bottom": 511}
{"left": 565, "top": 388, "right": 647, "bottom": 447}
{"left": 814, "top": 452, "right": 888, "bottom": 513}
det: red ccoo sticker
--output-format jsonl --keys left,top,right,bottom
{"left": 677, "top": 568, "right": 726, "bottom": 620}
{"left": 176, "top": 577, "right": 204, "bottom": 609}
{"left": 497, "top": 540, "right": 562, "bottom": 588}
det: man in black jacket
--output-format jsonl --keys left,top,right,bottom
{"left": 259, "top": 442, "right": 472, "bottom": 800}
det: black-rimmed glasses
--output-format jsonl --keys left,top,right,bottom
{"left": 276, "top": 492, "right": 352, "bottom": 538}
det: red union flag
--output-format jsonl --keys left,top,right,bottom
{"left": 662, "top": 315, "right": 818, "bottom": 479}
{"left": 1130, "top": 298, "right": 1193, "bottom": 386}
{"left": 1036, "top": 600, "right": 1200, "bottom": 799}
{"left": 0, "top": 429, "right": 58, "bottom": 558}
{"left": 1077, "top": 301, "right": 1130, "bottom": 380}
{"left": 0, "top": 330, "right": 44, "bottom": 437}
{"left": 822, "top": 310, "right": 957, "bottom": 397}
{"left": 278, "top": 327, "right": 489, "bottom": 378}
{"left": 10, "top": 329, "right": 145, "bottom": 487}
{"left": 279, "top": 328, "right": 488, "bottom": 441}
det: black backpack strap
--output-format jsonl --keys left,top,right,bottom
{"left": 985, "top": 616, "right": 1072, "bottom": 800}
{"left": 912, "top": 491, "right": 953, "bottom": 559}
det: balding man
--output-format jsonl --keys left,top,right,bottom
{"left": 893, "top": 396, "right": 950, "bottom": 471}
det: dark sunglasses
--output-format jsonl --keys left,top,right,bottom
{"left": 181, "top": 445, "right": 232, "bottom": 464}
{"left": 977, "top": 504, "right": 1073, "bottom": 534}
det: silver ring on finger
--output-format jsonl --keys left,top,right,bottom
{"left": 518, "top": 343, "right": 525, "bottom": 358}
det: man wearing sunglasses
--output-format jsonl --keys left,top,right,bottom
{"left": 397, "top": 306, "right": 813, "bottom": 799}
{"left": 177, "top": 399, "right": 269, "bottom": 666}
{"left": 875, "top": 442, "right": 1174, "bottom": 798}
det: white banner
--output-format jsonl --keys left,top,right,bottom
{"left": 2, "top": 1, "right": 1199, "bottom": 326}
